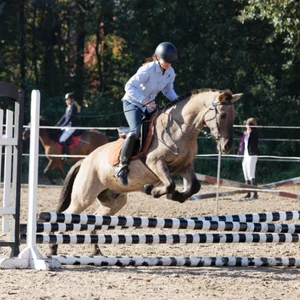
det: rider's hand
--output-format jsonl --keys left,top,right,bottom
{"left": 142, "top": 99, "right": 157, "bottom": 109}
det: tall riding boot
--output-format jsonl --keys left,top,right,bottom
{"left": 61, "top": 142, "right": 70, "bottom": 160}
{"left": 115, "top": 133, "right": 137, "bottom": 186}
{"left": 244, "top": 180, "right": 251, "bottom": 198}
{"left": 251, "top": 178, "right": 258, "bottom": 199}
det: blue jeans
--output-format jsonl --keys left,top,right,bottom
{"left": 123, "top": 100, "right": 145, "bottom": 138}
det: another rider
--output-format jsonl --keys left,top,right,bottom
{"left": 56, "top": 92, "right": 80, "bottom": 158}
{"left": 115, "top": 42, "right": 179, "bottom": 185}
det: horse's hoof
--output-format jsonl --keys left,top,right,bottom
{"left": 168, "top": 190, "right": 187, "bottom": 203}
{"left": 142, "top": 184, "right": 153, "bottom": 195}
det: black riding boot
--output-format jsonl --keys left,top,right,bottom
{"left": 251, "top": 178, "right": 258, "bottom": 199}
{"left": 61, "top": 142, "right": 69, "bottom": 160}
{"left": 244, "top": 180, "right": 251, "bottom": 198}
{"left": 115, "top": 133, "right": 137, "bottom": 186}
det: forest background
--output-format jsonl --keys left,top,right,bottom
{"left": 0, "top": 0, "right": 299, "bottom": 183}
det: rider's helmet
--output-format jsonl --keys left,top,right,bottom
{"left": 154, "top": 42, "right": 178, "bottom": 63}
{"left": 65, "top": 92, "right": 75, "bottom": 100}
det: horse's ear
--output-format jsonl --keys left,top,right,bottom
{"left": 217, "top": 90, "right": 232, "bottom": 103}
{"left": 231, "top": 93, "right": 243, "bottom": 103}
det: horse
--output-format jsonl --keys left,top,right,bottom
{"left": 50, "top": 88, "right": 243, "bottom": 255}
{"left": 23, "top": 117, "right": 109, "bottom": 184}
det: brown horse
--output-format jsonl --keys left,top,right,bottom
{"left": 23, "top": 118, "right": 109, "bottom": 184}
{"left": 50, "top": 89, "right": 243, "bottom": 255}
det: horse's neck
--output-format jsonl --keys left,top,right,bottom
{"left": 39, "top": 129, "right": 55, "bottom": 147}
{"left": 161, "top": 97, "right": 207, "bottom": 135}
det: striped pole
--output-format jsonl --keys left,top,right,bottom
{"left": 28, "top": 220, "right": 300, "bottom": 234}
{"left": 193, "top": 210, "right": 300, "bottom": 223}
{"left": 21, "top": 232, "right": 300, "bottom": 245}
{"left": 38, "top": 210, "right": 300, "bottom": 224}
{"left": 47, "top": 255, "right": 300, "bottom": 267}
{"left": 19, "top": 223, "right": 123, "bottom": 233}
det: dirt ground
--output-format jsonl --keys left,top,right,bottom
{"left": 1, "top": 183, "right": 300, "bottom": 300}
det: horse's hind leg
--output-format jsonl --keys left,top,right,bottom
{"left": 91, "top": 191, "right": 127, "bottom": 256}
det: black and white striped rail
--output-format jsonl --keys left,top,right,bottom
{"left": 38, "top": 210, "right": 300, "bottom": 226}
{"left": 192, "top": 210, "right": 300, "bottom": 223}
{"left": 47, "top": 255, "right": 300, "bottom": 267}
{"left": 22, "top": 221, "right": 300, "bottom": 234}
{"left": 19, "top": 223, "right": 123, "bottom": 233}
{"left": 21, "top": 232, "right": 300, "bottom": 245}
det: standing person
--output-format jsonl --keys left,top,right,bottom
{"left": 236, "top": 117, "right": 259, "bottom": 199}
{"left": 115, "top": 41, "right": 179, "bottom": 185}
{"left": 56, "top": 92, "right": 81, "bottom": 158}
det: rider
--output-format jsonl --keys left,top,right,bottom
{"left": 115, "top": 42, "right": 179, "bottom": 185}
{"left": 56, "top": 92, "right": 81, "bottom": 158}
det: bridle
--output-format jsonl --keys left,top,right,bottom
{"left": 200, "top": 101, "right": 233, "bottom": 140}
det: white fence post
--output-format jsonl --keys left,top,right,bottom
{"left": 0, "top": 90, "right": 61, "bottom": 270}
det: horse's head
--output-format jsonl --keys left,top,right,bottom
{"left": 203, "top": 90, "right": 243, "bottom": 154}
{"left": 22, "top": 123, "right": 31, "bottom": 141}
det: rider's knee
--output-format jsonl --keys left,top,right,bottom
{"left": 127, "top": 132, "right": 137, "bottom": 141}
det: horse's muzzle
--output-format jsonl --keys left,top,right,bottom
{"left": 217, "top": 137, "right": 233, "bottom": 154}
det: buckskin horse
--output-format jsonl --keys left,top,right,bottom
{"left": 50, "top": 88, "right": 243, "bottom": 255}
{"left": 23, "top": 117, "right": 109, "bottom": 184}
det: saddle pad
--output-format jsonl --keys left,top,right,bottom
{"left": 56, "top": 136, "right": 81, "bottom": 149}
{"left": 108, "top": 138, "right": 125, "bottom": 166}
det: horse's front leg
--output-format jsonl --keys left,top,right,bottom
{"left": 147, "top": 160, "right": 176, "bottom": 198}
{"left": 44, "top": 160, "right": 56, "bottom": 184}
{"left": 166, "top": 164, "right": 201, "bottom": 203}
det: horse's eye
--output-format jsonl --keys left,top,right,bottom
{"left": 220, "top": 113, "right": 226, "bottom": 119}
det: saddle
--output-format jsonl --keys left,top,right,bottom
{"left": 56, "top": 134, "right": 82, "bottom": 149}
{"left": 109, "top": 112, "right": 157, "bottom": 166}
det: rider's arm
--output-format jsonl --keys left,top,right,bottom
{"left": 161, "top": 71, "right": 178, "bottom": 101}
{"left": 124, "top": 65, "right": 150, "bottom": 103}
{"left": 62, "top": 104, "right": 77, "bottom": 126}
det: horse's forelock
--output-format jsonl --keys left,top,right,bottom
{"left": 219, "top": 89, "right": 233, "bottom": 102}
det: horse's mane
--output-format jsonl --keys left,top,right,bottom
{"left": 40, "top": 116, "right": 60, "bottom": 141}
{"left": 164, "top": 88, "right": 232, "bottom": 110}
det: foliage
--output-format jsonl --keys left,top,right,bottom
{"left": 0, "top": 0, "right": 299, "bottom": 182}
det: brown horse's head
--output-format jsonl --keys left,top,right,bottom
{"left": 22, "top": 124, "right": 30, "bottom": 140}
{"left": 202, "top": 90, "right": 243, "bottom": 154}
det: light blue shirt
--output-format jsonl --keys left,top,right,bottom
{"left": 122, "top": 60, "right": 178, "bottom": 113}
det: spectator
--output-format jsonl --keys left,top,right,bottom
{"left": 236, "top": 117, "right": 259, "bottom": 199}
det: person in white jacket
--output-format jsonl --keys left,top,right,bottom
{"left": 115, "top": 42, "right": 179, "bottom": 185}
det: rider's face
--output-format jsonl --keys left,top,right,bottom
{"left": 65, "top": 99, "right": 72, "bottom": 106}
{"left": 158, "top": 58, "right": 172, "bottom": 70}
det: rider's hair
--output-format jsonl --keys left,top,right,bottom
{"left": 143, "top": 55, "right": 159, "bottom": 66}
{"left": 74, "top": 101, "right": 81, "bottom": 113}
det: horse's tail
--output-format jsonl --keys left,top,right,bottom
{"left": 56, "top": 159, "right": 83, "bottom": 212}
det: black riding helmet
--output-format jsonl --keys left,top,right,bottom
{"left": 154, "top": 42, "right": 178, "bottom": 64}
{"left": 65, "top": 92, "right": 75, "bottom": 99}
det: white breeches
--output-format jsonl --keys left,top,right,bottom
{"left": 59, "top": 128, "right": 75, "bottom": 143}
{"left": 242, "top": 155, "right": 257, "bottom": 181}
